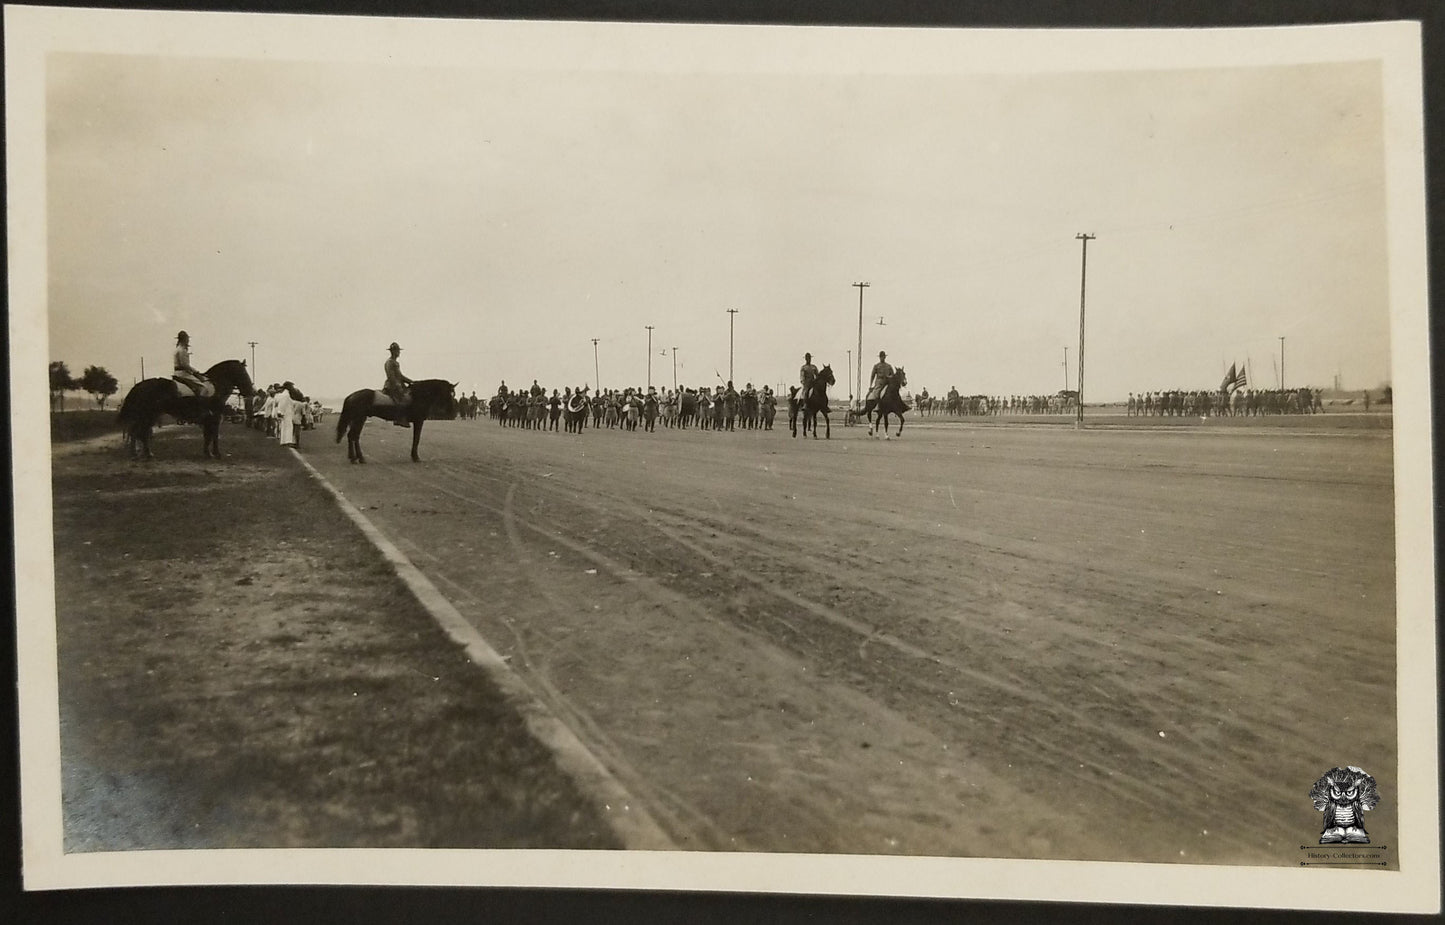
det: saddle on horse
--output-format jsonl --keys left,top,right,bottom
{"left": 378, "top": 387, "right": 412, "bottom": 425}
{"left": 172, "top": 374, "right": 214, "bottom": 400}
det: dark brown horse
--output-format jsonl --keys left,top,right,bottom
{"left": 864, "top": 367, "right": 909, "bottom": 438}
{"left": 335, "top": 379, "right": 457, "bottom": 463}
{"left": 800, "top": 364, "right": 835, "bottom": 439}
{"left": 116, "top": 359, "right": 254, "bottom": 460}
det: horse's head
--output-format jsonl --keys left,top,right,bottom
{"left": 819, "top": 364, "right": 836, "bottom": 386}
{"left": 205, "top": 359, "right": 255, "bottom": 399}
{"left": 894, "top": 367, "right": 907, "bottom": 388}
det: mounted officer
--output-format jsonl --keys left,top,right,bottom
{"left": 172, "top": 331, "right": 211, "bottom": 398}
{"left": 867, "top": 350, "right": 894, "bottom": 402}
{"left": 799, "top": 352, "right": 818, "bottom": 401}
{"left": 383, "top": 341, "right": 413, "bottom": 425}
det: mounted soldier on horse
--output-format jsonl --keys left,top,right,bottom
{"left": 862, "top": 350, "right": 910, "bottom": 438}
{"left": 115, "top": 331, "right": 255, "bottom": 460}
{"left": 334, "top": 341, "right": 457, "bottom": 462}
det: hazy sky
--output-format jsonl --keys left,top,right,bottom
{"left": 44, "top": 32, "right": 1391, "bottom": 402}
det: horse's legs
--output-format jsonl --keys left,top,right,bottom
{"left": 410, "top": 420, "right": 423, "bottom": 462}
{"left": 824, "top": 412, "right": 830, "bottom": 439}
{"left": 348, "top": 421, "right": 366, "bottom": 463}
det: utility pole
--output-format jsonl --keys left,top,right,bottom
{"left": 846, "top": 349, "right": 852, "bottom": 400}
{"left": 671, "top": 346, "right": 678, "bottom": 391}
{"left": 591, "top": 338, "right": 600, "bottom": 393}
{"left": 727, "top": 309, "right": 739, "bottom": 383}
{"left": 140, "top": 357, "right": 145, "bottom": 380}
{"left": 852, "top": 281, "right": 869, "bottom": 401}
{"left": 1279, "top": 336, "right": 1286, "bottom": 391}
{"left": 1063, "top": 346, "right": 1069, "bottom": 392}
{"left": 247, "top": 340, "right": 258, "bottom": 381}
{"left": 1075, "top": 233, "right": 1095, "bottom": 428}
{"left": 645, "top": 325, "right": 654, "bottom": 389}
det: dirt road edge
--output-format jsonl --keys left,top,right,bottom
{"left": 290, "top": 450, "right": 675, "bottom": 851}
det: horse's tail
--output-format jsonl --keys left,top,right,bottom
{"left": 116, "top": 388, "right": 137, "bottom": 427}
{"left": 335, "top": 399, "right": 351, "bottom": 443}
{"left": 116, "top": 381, "right": 159, "bottom": 434}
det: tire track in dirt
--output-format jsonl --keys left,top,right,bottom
{"left": 358, "top": 470, "right": 726, "bottom": 847}
{"left": 493, "top": 481, "right": 734, "bottom": 849}
{"left": 429, "top": 456, "right": 1259, "bottom": 828}
{"left": 407, "top": 458, "right": 1229, "bottom": 850}
{"left": 384, "top": 457, "right": 1103, "bottom": 857}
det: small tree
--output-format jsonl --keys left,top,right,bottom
{"left": 49, "top": 361, "right": 77, "bottom": 412}
{"left": 81, "top": 365, "right": 120, "bottom": 411}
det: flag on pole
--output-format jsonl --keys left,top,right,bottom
{"left": 1221, "top": 362, "right": 1247, "bottom": 393}
{"left": 1220, "top": 362, "right": 1238, "bottom": 393}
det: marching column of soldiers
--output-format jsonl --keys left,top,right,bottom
{"left": 1125, "top": 387, "right": 1326, "bottom": 417}
{"left": 471, "top": 379, "right": 782, "bottom": 434}
{"left": 916, "top": 391, "right": 1078, "bottom": 416}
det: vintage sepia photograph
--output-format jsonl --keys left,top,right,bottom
{"left": 7, "top": 3, "right": 1437, "bottom": 916}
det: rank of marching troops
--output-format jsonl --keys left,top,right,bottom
{"left": 1125, "top": 387, "right": 1327, "bottom": 417}
{"left": 470, "top": 379, "right": 783, "bottom": 433}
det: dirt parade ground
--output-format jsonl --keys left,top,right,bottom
{"left": 50, "top": 410, "right": 1397, "bottom": 867}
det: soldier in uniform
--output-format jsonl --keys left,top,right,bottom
{"left": 383, "top": 342, "right": 413, "bottom": 426}
{"left": 172, "top": 331, "right": 209, "bottom": 397}
{"left": 867, "top": 350, "right": 894, "bottom": 402}
{"left": 799, "top": 353, "right": 818, "bottom": 400}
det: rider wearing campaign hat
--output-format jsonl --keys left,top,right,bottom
{"left": 799, "top": 352, "right": 819, "bottom": 402}
{"left": 383, "top": 342, "right": 413, "bottom": 425}
{"left": 173, "top": 330, "right": 210, "bottom": 396}
{"left": 867, "top": 350, "right": 894, "bottom": 402}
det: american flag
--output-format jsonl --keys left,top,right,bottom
{"left": 1220, "top": 362, "right": 1248, "bottom": 392}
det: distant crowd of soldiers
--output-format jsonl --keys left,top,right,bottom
{"left": 465, "top": 379, "right": 783, "bottom": 433}
{"left": 909, "top": 390, "right": 1079, "bottom": 416}
{"left": 1126, "top": 387, "right": 1327, "bottom": 417}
